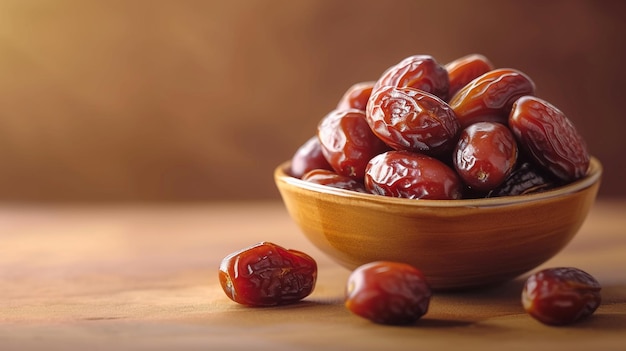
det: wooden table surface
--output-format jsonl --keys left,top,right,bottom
{"left": 1, "top": 200, "right": 625, "bottom": 350}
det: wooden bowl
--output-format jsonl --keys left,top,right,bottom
{"left": 274, "top": 157, "right": 602, "bottom": 290}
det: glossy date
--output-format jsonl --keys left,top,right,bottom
{"left": 522, "top": 267, "right": 601, "bottom": 325}
{"left": 345, "top": 261, "right": 432, "bottom": 325}
{"left": 445, "top": 53, "right": 494, "bottom": 99}
{"left": 302, "top": 169, "right": 367, "bottom": 193}
{"left": 366, "top": 86, "right": 460, "bottom": 156}
{"left": 509, "top": 96, "right": 590, "bottom": 182}
{"left": 454, "top": 122, "right": 518, "bottom": 192}
{"left": 449, "top": 68, "right": 535, "bottom": 128}
{"left": 219, "top": 242, "right": 317, "bottom": 306}
{"left": 318, "top": 109, "right": 388, "bottom": 180}
{"left": 365, "top": 150, "right": 463, "bottom": 200}
{"left": 372, "top": 54, "right": 450, "bottom": 101}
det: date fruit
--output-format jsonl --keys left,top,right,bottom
{"left": 522, "top": 267, "right": 601, "bottom": 325}
{"left": 290, "top": 136, "right": 333, "bottom": 178}
{"left": 445, "top": 53, "right": 495, "bottom": 99}
{"left": 486, "top": 161, "right": 560, "bottom": 197}
{"left": 302, "top": 169, "right": 367, "bottom": 193}
{"left": 365, "top": 150, "right": 463, "bottom": 200}
{"left": 453, "top": 122, "right": 518, "bottom": 192}
{"left": 219, "top": 242, "right": 317, "bottom": 307}
{"left": 337, "top": 81, "right": 375, "bottom": 111}
{"left": 366, "top": 86, "right": 460, "bottom": 156}
{"left": 318, "top": 109, "right": 389, "bottom": 180}
{"left": 509, "top": 96, "right": 590, "bottom": 182}
{"left": 449, "top": 68, "right": 535, "bottom": 128}
{"left": 345, "top": 261, "right": 431, "bottom": 325}
{"left": 372, "top": 54, "right": 450, "bottom": 101}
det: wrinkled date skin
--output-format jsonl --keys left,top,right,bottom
{"left": 454, "top": 122, "right": 518, "bottom": 192}
{"left": 318, "top": 109, "right": 389, "bottom": 180}
{"left": 290, "top": 136, "right": 333, "bottom": 178}
{"left": 365, "top": 150, "right": 463, "bottom": 200}
{"left": 366, "top": 86, "right": 460, "bottom": 156}
{"left": 373, "top": 55, "right": 450, "bottom": 101}
{"left": 486, "top": 161, "right": 560, "bottom": 197}
{"left": 445, "top": 53, "right": 495, "bottom": 99}
{"left": 302, "top": 169, "right": 367, "bottom": 193}
{"left": 345, "top": 261, "right": 432, "bottom": 325}
{"left": 337, "top": 81, "right": 375, "bottom": 111}
{"left": 219, "top": 242, "right": 318, "bottom": 307}
{"left": 449, "top": 68, "right": 535, "bottom": 128}
{"left": 522, "top": 267, "right": 601, "bottom": 325}
{"left": 509, "top": 96, "right": 590, "bottom": 182}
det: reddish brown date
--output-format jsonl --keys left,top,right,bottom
{"left": 366, "top": 86, "right": 460, "bottom": 156}
{"left": 449, "top": 68, "right": 535, "bottom": 128}
{"left": 522, "top": 267, "right": 601, "bottom": 325}
{"left": 302, "top": 169, "right": 367, "bottom": 193}
{"left": 290, "top": 136, "right": 333, "bottom": 178}
{"left": 318, "top": 109, "right": 388, "bottom": 180}
{"left": 486, "top": 161, "right": 560, "bottom": 197}
{"left": 365, "top": 150, "right": 463, "bottom": 200}
{"left": 373, "top": 55, "right": 450, "bottom": 101}
{"left": 509, "top": 96, "right": 590, "bottom": 182}
{"left": 345, "top": 261, "right": 431, "bottom": 325}
{"left": 453, "top": 122, "right": 518, "bottom": 192}
{"left": 445, "top": 53, "right": 495, "bottom": 99}
{"left": 337, "top": 81, "right": 375, "bottom": 111}
{"left": 219, "top": 242, "right": 317, "bottom": 307}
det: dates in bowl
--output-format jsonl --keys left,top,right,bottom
{"left": 289, "top": 53, "right": 591, "bottom": 200}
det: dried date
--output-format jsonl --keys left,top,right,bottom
{"left": 522, "top": 267, "right": 601, "bottom": 325}
{"left": 445, "top": 54, "right": 495, "bottom": 99}
{"left": 449, "top": 68, "right": 535, "bottom": 128}
{"left": 372, "top": 55, "right": 450, "bottom": 101}
{"left": 453, "top": 122, "right": 518, "bottom": 192}
{"left": 318, "top": 109, "right": 389, "bottom": 180}
{"left": 302, "top": 169, "right": 367, "bottom": 193}
{"left": 219, "top": 242, "right": 317, "bottom": 306}
{"left": 366, "top": 86, "right": 460, "bottom": 156}
{"left": 509, "top": 96, "right": 590, "bottom": 182}
{"left": 345, "top": 261, "right": 432, "bottom": 325}
{"left": 365, "top": 150, "right": 463, "bottom": 200}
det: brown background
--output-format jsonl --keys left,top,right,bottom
{"left": 0, "top": 0, "right": 624, "bottom": 202}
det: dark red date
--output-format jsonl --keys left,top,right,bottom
{"left": 522, "top": 267, "right": 601, "bottom": 325}
{"left": 486, "top": 161, "right": 560, "bottom": 197}
{"left": 337, "top": 81, "right": 375, "bottom": 111}
{"left": 509, "top": 96, "right": 590, "bottom": 182}
{"left": 219, "top": 242, "right": 317, "bottom": 307}
{"left": 366, "top": 86, "right": 460, "bottom": 156}
{"left": 290, "top": 136, "right": 333, "bottom": 178}
{"left": 449, "top": 68, "right": 535, "bottom": 128}
{"left": 365, "top": 150, "right": 463, "bottom": 200}
{"left": 302, "top": 169, "right": 367, "bottom": 193}
{"left": 318, "top": 109, "right": 388, "bottom": 180}
{"left": 453, "top": 122, "right": 518, "bottom": 192}
{"left": 345, "top": 261, "right": 431, "bottom": 325}
{"left": 445, "top": 53, "right": 495, "bottom": 99}
{"left": 372, "top": 55, "right": 450, "bottom": 101}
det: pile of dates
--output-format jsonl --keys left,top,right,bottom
{"left": 290, "top": 54, "right": 590, "bottom": 199}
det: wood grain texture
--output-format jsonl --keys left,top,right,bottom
{"left": 0, "top": 200, "right": 625, "bottom": 350}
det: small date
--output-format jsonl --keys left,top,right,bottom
{"left": 522, "top": 267, "right": 601, "bottom": 325}
{"left": 345, "top": 261, "right": 432, "bottom": 325}
{"left": 219, "top": 242, "right": 317, "bottom": 306}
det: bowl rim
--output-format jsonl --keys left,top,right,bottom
{"left": 274, "top": 156, "right": 602, "bottom": 208}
